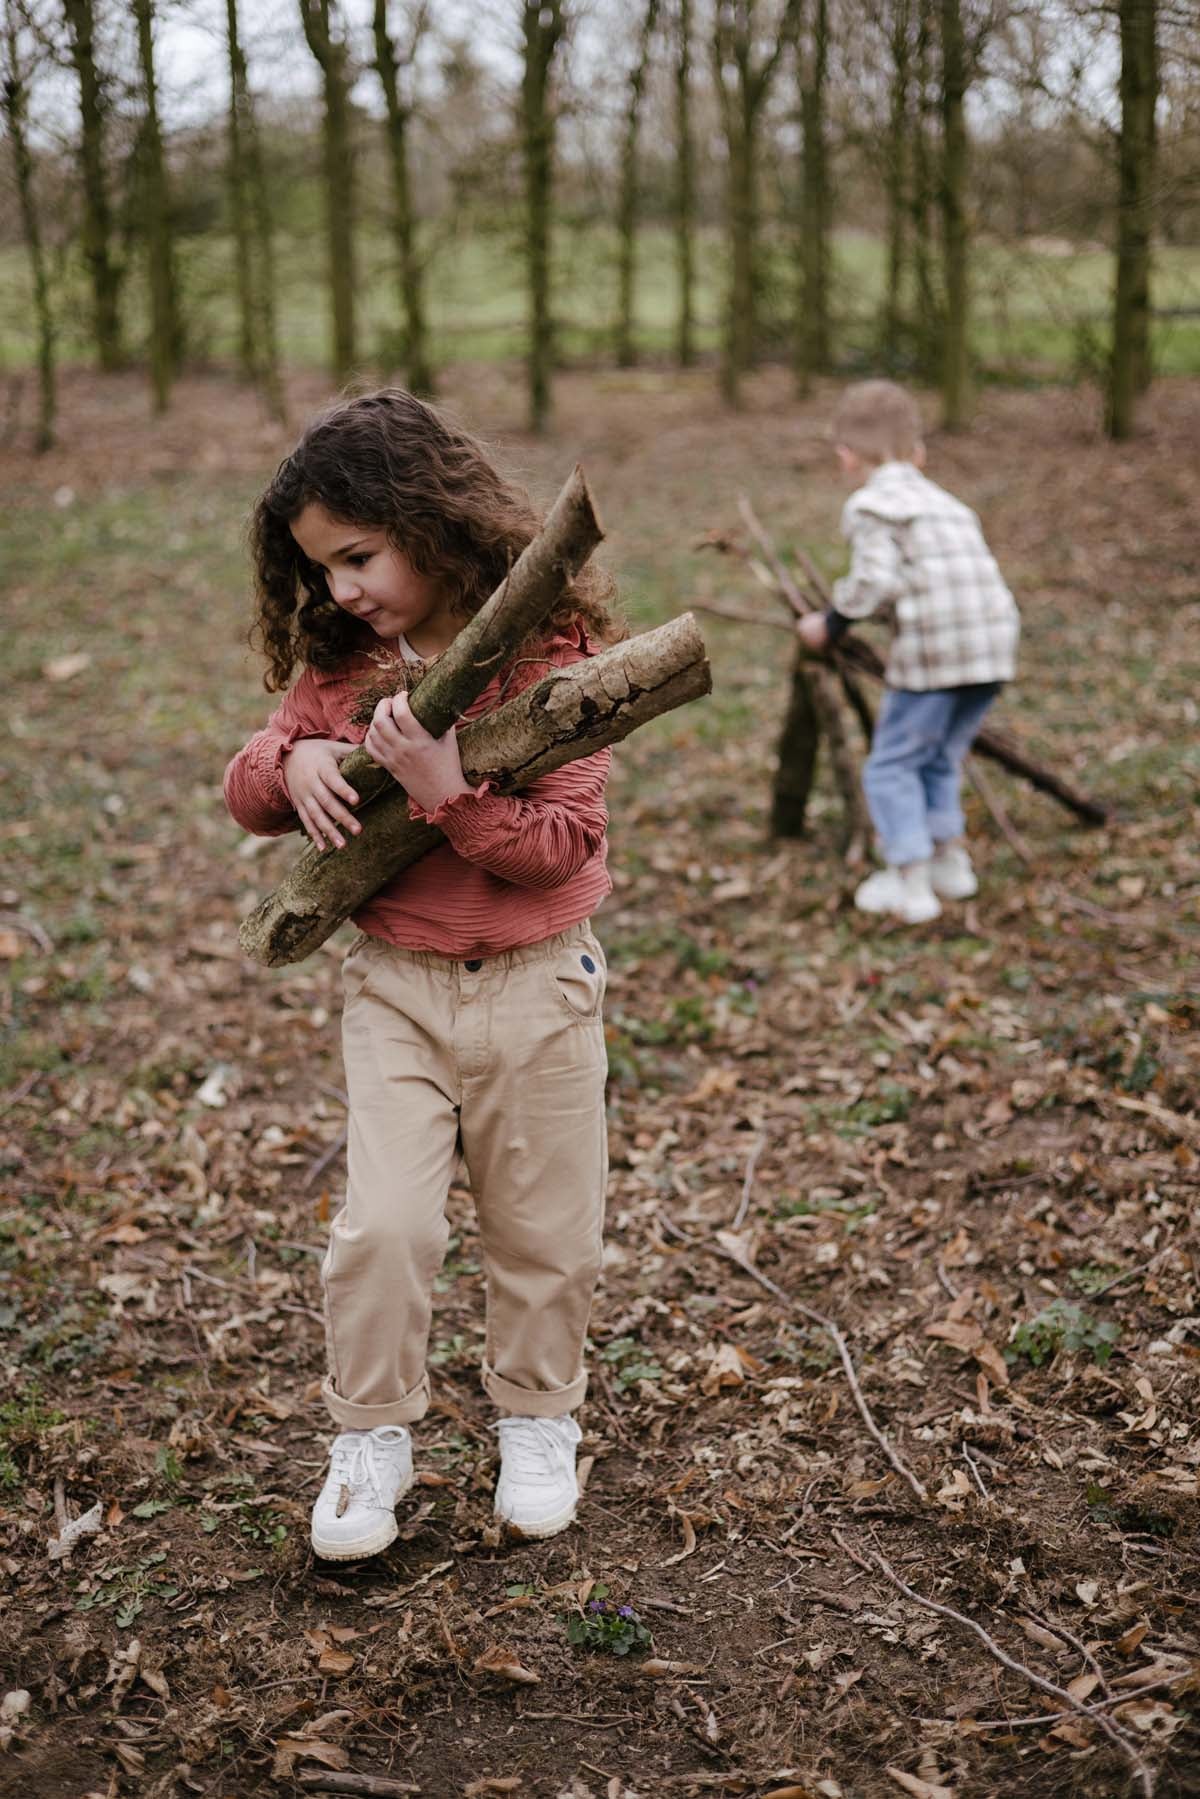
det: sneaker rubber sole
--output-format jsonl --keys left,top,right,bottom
{"left": 496, "top": 1498, "right": 578, "bottom": 1540}
{"left": 310, "top": 1469, "right": 414, "bottom": 1561}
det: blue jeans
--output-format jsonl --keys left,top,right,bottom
{"left": 863, "top": 684, "right": 1002, "bottom": 866}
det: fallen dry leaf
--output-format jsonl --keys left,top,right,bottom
{"left": 885, "top": 1769, "right": 952, "bottom": 1799}
{"left": 271, "top": 1736, "right": 350, "bottom": 1779}
{"left": 43, "top": 650, "right": 92, "bottom": 682}
{"left": 464, "top": 1779, "right": 523, "bottom": 1796}
{"left": 472, "top": 1644, "right": 540, "bottom": 1685}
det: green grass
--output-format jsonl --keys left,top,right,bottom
{"left": 3, "top": 220, "right": 1199, "bottom": 379}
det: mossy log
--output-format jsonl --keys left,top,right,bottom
{"left": 239, "top": 612, "right": 711, "bottom": 967}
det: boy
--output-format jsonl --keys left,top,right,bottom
{"left": 799, "top": 380, "right": 1019, "bottom": 924}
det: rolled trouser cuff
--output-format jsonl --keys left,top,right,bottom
{"left": 483, "top": 1360, "right": 587, "bottom": 1418}
{"left": 321, "top": 1370, "right": 431, "bottom": 1430}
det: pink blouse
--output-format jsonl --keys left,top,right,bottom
{"left": 223, "top": 625, "right": 612, "bottom": 959}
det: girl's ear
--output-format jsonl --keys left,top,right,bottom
{"left": 913, "top": 440, "right": 927, "bottom": 468}
{"left": 835, "top": 444, "right": 860, "bottom": 475}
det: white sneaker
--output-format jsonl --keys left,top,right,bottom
{"left": 854, "top": 863, "right": 941, "bottom": 924}
{"left": 310, "top": 1425, "right": 414, "bottom": 1561}
{"left": 929, "top": 842, "right": 978, "bottom": 900}
{"left": 494, "top": 1415, "right": 581, "bottom": 1539}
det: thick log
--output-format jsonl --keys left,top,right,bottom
{"left": 339, "top": 462, "right": 604, "bottom": 812}
{"left": 240, "top": 613, "right": 711, "bottom": 966}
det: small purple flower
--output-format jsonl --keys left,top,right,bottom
{"left": 618, "top": 1605, "right": 635, "bottom": 1619}
{"left": 587, "top": 1599, "right": 605, "bottom": 1613}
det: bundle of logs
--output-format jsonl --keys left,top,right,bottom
{"left": 696, "top": 499, "right": 1108, "bottom": 864}
{"left": 239, "top": 467, "right": 712, "bottom": 968}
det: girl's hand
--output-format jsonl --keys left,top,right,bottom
{"left": 364, "top": 692, "right": 472, "bottom": 815}
{"left": 797, "top": 612, "right": 831, "bottom": 653}
{"left": 282, "top": 738, "right": 363, "bottom": 851}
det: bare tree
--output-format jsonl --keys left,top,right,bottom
{"left": 373, "top": 0, "right": 434, "bottom": 393}
{"left": 2, "top": 0, "right": 55, "bottom": 448}
{"left": 132, "top": 0, "right": 179, "bottom": 411}
{"left": 520, "top": 0, "right": 565, "bottom": 433}
{"left": 299, "top": 0, "right": 357, "bottom": 380}
{"left": 939, "top": 0, "right": 969, "bottom": 426}
{"left": 711, "top": 0, "right": 802, "bottom": 407}
{"left": 1108, "top": 0, "right": 1158, "bottom": 437}
{"left": 615, "top": 0, "right": 660, "bottom": 367}
{"left": 226, "top": 0, "right": 284, "bottom": 418}
{"left": 793, "top": 0, "right": 831, "bottom": 391}
{"left": 62, "top": 0, "right": 122, "bottom": 369}
{"left": 674, "top": 0, "right": 696, "bottom": 366}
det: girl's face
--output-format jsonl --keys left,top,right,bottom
{"left": 290, "top": 501, "right": 458, "bottom": 657}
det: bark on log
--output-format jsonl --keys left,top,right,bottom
{"left": 240, "top": 613, "right": 711, "bottom": 966}
{"left": 339, "top": 462, "right": 604, "bottom": 813}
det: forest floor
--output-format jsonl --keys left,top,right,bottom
{"left": 1, "top": 362, "right": 1198, "bottom": 1799}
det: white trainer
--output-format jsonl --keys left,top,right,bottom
{"left": 854, "top": 862, "right": 941, "bottom": 924}
{"left": 929, "top": 841, "right": 978, "bottom": 900}
{"left": 494, "top": 1414, "right": 582, "bottom": 1539}
{"left": 310, "top": 1425, "right": 414, "bottom": 1561}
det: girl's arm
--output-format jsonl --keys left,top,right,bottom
{"left": 412, "top": 750, "right": 610, "bottom": 891}
{"left": 223, "top": 674, "right": 338, "bottom": 837}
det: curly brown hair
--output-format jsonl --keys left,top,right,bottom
{"left": 248, "top": 388, "right": 622, "bottom": 692}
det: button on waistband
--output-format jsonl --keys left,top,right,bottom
{"left": 464, "top": 958, "right": 482, "bottom": 971}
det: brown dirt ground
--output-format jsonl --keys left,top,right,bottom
{"left": 1, "top": 362, "right": 1198, "bottom": 1799}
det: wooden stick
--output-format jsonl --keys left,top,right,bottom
{"left": 240, "top": 614, "right": 711, "bottom": 966}
{"left": 297, "top": 1773, "right": 420, "bottom": 1797}
{"left": 659, "top": 1211, "right": 928, "bottom": 1504}
{"left": 964, "top": 759, "right": 1034, "bottom": 865}
{"left": 832, "top": 1533, "right": 1156, "bottom": 1798}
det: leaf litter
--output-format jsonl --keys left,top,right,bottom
{"left": 1, "top": 367, "right": 1198, "bottom": 1795}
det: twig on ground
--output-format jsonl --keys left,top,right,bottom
{"left": 304, "top": 1125, "right": 348, "bottom": 1190}
{"left": 1024, "top": 1609, "right": 1111, "bottom": 1698}
{"left": 660, "top": 1209, "right": 928, "bottom": 1504}
{"left": 965, "top": 760, "right": 1034, "bottom": 865}
{"left": 831, "top": 1531, "right": 1156, "bottom": 1799}
{"left": 961, "top": 1441, "right": 990, "bottom": 1502}
{"left": 920, "top": 1669, "right": 1197, "bottom": 1731}
{"left": 296, "top": 1774, "right": 420, "bottom": 1797}
{"left": 730, "top": 1131, "right": 768, "bottom": 1231}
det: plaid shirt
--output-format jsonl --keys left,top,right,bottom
{"left": 831, "top": 462, "right": 1020, "bottom": 691}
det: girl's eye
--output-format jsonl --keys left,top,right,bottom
{"left": 347, "top": 553, "right": 371, "bottom": 568}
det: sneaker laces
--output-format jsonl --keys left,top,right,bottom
{"left": 329, "top": 1427, "right": 406, "bottom": 1510}
{"left": 495, "top": 1417, "right": 576, "bottom": 1485}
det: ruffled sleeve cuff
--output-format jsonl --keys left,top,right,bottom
{"left": 408, "top": 780, "right": 497, "bottom": 831}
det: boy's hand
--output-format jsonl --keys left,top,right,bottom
{"left": 283, "top": 738, "right": 363, "bottom": 851}
{"left": 364, "top": 692, "right": 472, "bottom": 816}
{"left": 797, "top": 612, "right": 831, "bottom": 653}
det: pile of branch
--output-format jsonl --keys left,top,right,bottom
{"left": 696, "top": 500, "right": 1109, "bottom": 855}
{"left": 239, "top": 467, "right": 711, "bottom": 967}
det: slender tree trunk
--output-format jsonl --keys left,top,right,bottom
{"left": 133, "top": 0, "right": 177, "bottom": 412}
{"left": 62, "top": 0, "right": 122, "bottom": 370}
{"left": 712, "top": 0, "right": 799, "bottom": 408}
{"left": 373, "top": 0, "right": 433, "bottom": 393}
{"left": 520, "top": 0, "right": 564, "bottom": 434}
{"left": 674, "top": 0, "right": 695, "bottom": 367}
{"left": 616, "top": 0, "right": 660, "bottom": 368}
{"left": 2, "top": 1, "right": 55, "bottom": 449}
{"left": 225, "top": 0, "right": 255, "bottom": 380}
{"left": 794, "top": 0, "right": 831, "bottom": 392}
{"left": 1107, "top": 0, "right": 1158, "bottom": 439}
{"left": 299, "top": 0, "right": 356, "bottom": 381}
{"left": 938, "top": 0, "right": 969, "bottom": 428}
{"left": 910, "top": 0, "right": 938, "bottom": 381}
{"left": 882, "top": 0, "right": 911, "bottom": 364}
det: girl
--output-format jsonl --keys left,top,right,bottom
{"left": 224, "top": 390, "right": 621, "bottom": 1559}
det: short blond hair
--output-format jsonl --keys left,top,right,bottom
{"left": 831, "top": 380, "right": 923, "bottom": 464}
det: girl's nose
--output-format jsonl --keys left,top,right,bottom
{"left": 330, "top": 570, "right": 364, "bottom": 605}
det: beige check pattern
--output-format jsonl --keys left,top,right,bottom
{"left": 832, "top": 463, "right": 1020, "bottom": 691}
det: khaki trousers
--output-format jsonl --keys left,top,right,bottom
{"left": 321, "top": 923, "right": 609, "bottom": 1429}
